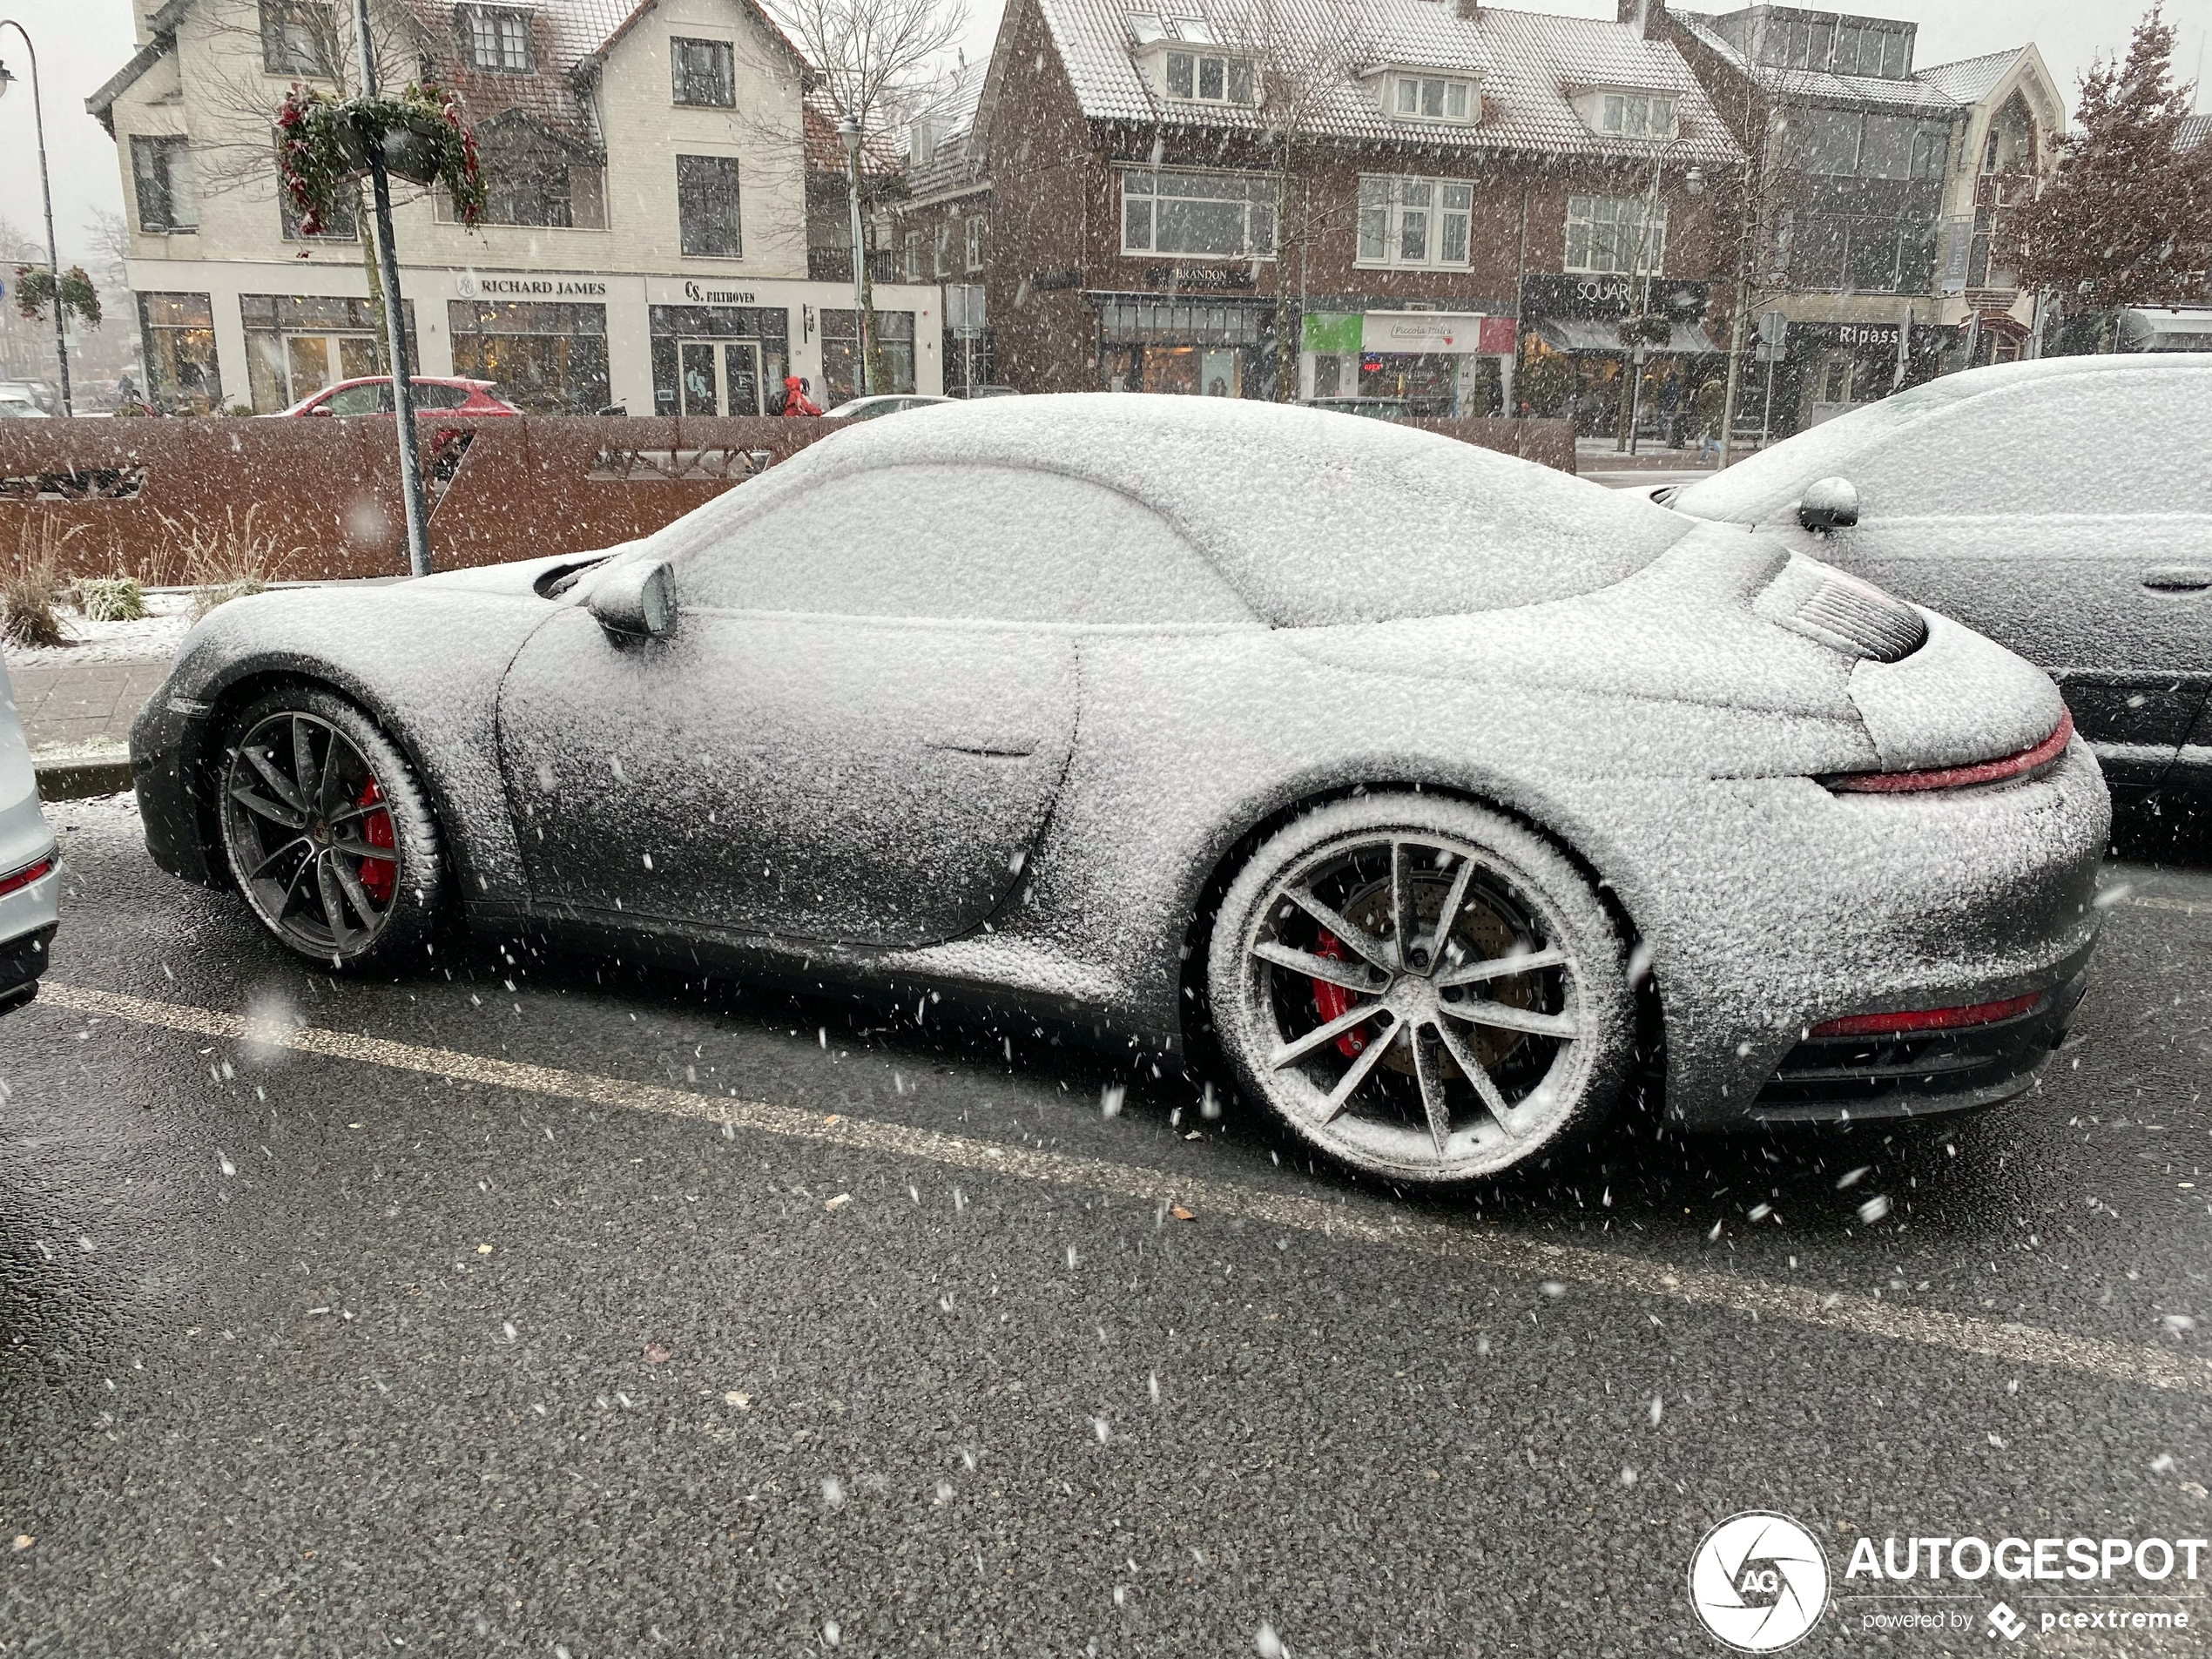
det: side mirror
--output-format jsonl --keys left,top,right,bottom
{"left": 588, "top": 558, "right": 676, "bottom": 642}
{"left": 307, "top": 404, "right": 336, "bottom": 418}
{"left": 1797, "top": 476, "right": 1860, "bottom": 532}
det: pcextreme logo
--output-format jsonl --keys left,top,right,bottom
{"left": 1689, "top": 1512, "right": 1833, "bottom": 1652}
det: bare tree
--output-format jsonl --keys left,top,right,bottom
{"left": 1209, "top": 0, "right": 1378, "bottom": 401}
{"left": 182, "top": 0, "right": 430, "bottom": 374}
{"left": 765, "top": 0, "right": 967, "bottom": 391}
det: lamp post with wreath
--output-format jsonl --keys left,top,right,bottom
{"left": 275, "top": 0, "right": 486, "bottom": 577}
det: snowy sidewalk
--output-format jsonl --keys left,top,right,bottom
{"left": 11, "top": 659, "right": 173, "bottom": 753}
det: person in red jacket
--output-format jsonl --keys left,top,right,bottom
{"left": 780, "top": 374, "right": 823, "bottom": 416}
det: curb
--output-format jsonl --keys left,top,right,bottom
{"left": 35, "top": 755, "right": 135, "bottom": 802}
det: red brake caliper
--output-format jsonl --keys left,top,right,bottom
{"left": 1310, "top": 931, "right": 1368, "bottom": 1056}
{"left": 356, "top": 779, "right": 397, "bottom": 906}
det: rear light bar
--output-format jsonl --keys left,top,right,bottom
{"left": 1811, "top": 991, "right": 2042, "bottom": 1039}
{"left": 0, "top": 854, "right": 55, "bottom": 898}
{"left": 1826, "top": 710, "right": 2073, "bottom": 794}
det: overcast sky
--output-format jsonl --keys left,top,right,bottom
{"left": 2, "top": 0, "right": 2203, "bottom": 269}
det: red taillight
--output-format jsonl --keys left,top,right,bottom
{"left": 1826, "top": 710, "right": 2074, "bottom": 794}
{"left": 1811, "top": 992, "right": 2042, "bottom": 1039}
{"left": 0, "top": 855, "right": 54, "bottom": 897}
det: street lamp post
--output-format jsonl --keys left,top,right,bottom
{"left": 0, "top": 19, "right": 74, "bottom": 416}
{"left": 352, "top": 0, "right": 431, "bottom": 578}
{"left": 837, "top": 113, "right": 871, "bottom": 399}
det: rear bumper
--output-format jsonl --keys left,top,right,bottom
{"left": 1750, "top": 945, "right": 2092, "bottom": 1123}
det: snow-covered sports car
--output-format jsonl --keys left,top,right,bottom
{"left": 132, "top": 397, "right": 2107, "bottom": 1184}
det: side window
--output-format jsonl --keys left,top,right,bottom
{"left": 323, "top": 382, "right": 388, "bottom": 415}
{"left": 679, "top": 464, "right": 1255, "bottom": 625}
{"left": 1856, "top": 374, "right": 2212, "bottom": 521}
{"left": 411, "top": 383, "right": 471, "bottom": 409}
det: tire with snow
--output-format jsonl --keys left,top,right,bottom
{"left": 1206, "top": 793, "right": 1634, "bottom": 1184}
{"left": 217, "top": 685, "right": 443, "bottom": 971}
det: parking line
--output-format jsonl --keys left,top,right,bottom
{"left": 36, "top": 980, "right": 2212, "bottom": 1399}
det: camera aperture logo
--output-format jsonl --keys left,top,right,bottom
{"left": 1689, "top": 1512, "right": 1832, "bottom": 1652}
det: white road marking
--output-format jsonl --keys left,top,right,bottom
{"left": 2130, "top": 895, "right": 2211, "bottom": 917}
{"left": 37, "top": 980, "right": 2212, "bottom": 1399}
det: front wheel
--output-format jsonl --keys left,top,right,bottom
{"left": 217, "top": 686, "right": 443, "bottom": 969}
{"left": 1206, "top": 794, "right": 1634, "bottom": 1184}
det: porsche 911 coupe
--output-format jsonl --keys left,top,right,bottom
{"left": 132, "top": 396, "right": 2108, "bottom": 1184}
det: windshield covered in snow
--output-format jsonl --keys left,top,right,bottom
{"left": 1669, "top": 375, "right": 1991, "bottom": 524}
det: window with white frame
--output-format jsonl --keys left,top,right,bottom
{"left": 1564, "top": 194, "right": 1665, "bottom": 275}
{"left": 131, "top": 135, "right": 199, "bottom": 233}
{"left": 1598, "top": 91, "right": 1676, "bottom": 139}
{"left": 905, "top": 230, "right": 925, "bottom": 280}
{"left": 934, "top": 223, "right": 953, "bottom": 279}
{"left": 964, "top": 214, "right": 984, "bottom": 272}
{"left": 1356, "top": 176, "right": 1474, "bottom": 268}
{"left": 1121, "top": 170, "right": 1275, "bottom": 259}
{"left": 1388, "top": 73, "right": 1476, "bottom": 124}
{"left": 460, "top": 4, "right": 530, "bottom": 72}
{"left": 1162, "top": 50, "right": 1255, "bottom": 105}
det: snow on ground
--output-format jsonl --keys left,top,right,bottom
{"left": 9, "top": 589, "right": 196, "bottom": 667}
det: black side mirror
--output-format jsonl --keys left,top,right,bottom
{"left": 588, "top": 558, "right": 676, "bottom": 642}
{"left": 1797, "top": 476, "right": 1861, "bottom": 532}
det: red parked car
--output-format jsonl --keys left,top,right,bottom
{"left": 276, "top": 377, "right": 523, "bottom": 417}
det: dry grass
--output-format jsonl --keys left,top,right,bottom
{"left": 3, "top": 518, "right": 82, "bottom": 648}
{"left": 72, "top": 575, "right": 149, "bottom": 622}
{"left": 148, "top": 505, "right": 307, "bottom": 617}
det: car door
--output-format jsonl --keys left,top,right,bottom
{"left": 495, "top": 461, "right": 1249, "bottom": 948}
{"left": 1814, "top": 367, "right": 2212, "bottom": 786}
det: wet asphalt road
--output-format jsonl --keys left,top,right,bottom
{"left": 2, "top": 793, "right": 2209, "bottom": 1657}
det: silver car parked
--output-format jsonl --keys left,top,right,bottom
{"left": 0, "top": 657, "right": 60, "bottom": 1013}
{"left": 132, "top": 397, "right": 2106, "bottom": 1184}
{"left": 1661, "top": 354, "right": 2212, "bottom": 795}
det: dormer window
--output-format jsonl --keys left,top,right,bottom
{"left": 1388, "top": 72, "right": 1476, "bottom": 125}
{"left": 1597, "top": 91, "right": 1676, "bottom": 139}
{"left": 459, "top": 5, "right": 531, "bottom": 73}
{"left": 1167, "top": 51, "right": 1253, "bottom": 104}
{"left": 1130, "top": 15, "right": 1255, "bottom": 106}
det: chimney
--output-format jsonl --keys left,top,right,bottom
{"left": 1456, "top": 0, "right": 1479, "bottom": 17}
{"left": 1618, "top": 0, "right": 1666, "bottom": 40}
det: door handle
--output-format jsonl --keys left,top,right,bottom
{"left": 2142, "top": 568, "right": 2212, "bottom": 594}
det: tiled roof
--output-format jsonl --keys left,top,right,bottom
{"left": 2181, "top": 112, "right": 2211, "bottom": 152}
{"left": 1913, "top": 47, "right": 2025, "bottom": 108}
{"left": 1674, "top": 10, "right": 1958, "bottom": 115}
{"left": 1029, "top": 0, "right": 1743, "bottom": 164}
{"left": 900, "top": 59, "right": 991, "bottom": 199}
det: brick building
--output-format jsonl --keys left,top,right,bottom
{"left": 947, "top": 0, "right": 1740, "bottom": 432}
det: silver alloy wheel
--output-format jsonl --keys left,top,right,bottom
{"left": 1213, "top": 808, "right": 1628, "bottom": 1181}
{"left": 222, "top": 710, "right": 402, "bottom": 959}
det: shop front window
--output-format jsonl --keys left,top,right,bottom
{"left": 649, "top": 304, "right": 790, "bottom": 415}
{"left": 1097, "top": 298, "right": 1268, "bottom": 398}
{"left": 242, "top": 293, "right": 415, "bottom": 412}
{"left": 821, "top": 309, "right": 916, "bottom": 403}
{"left": 138, "top": 292, "right": 219, "bottom": 413}
{"left": 448, "top": 300, "right": 609, "bottom": 414}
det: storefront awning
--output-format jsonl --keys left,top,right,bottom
{"left": 2118, "top": 307, "right": 2212, "bottom": 353}
{"left": 1533, "top": 318, "right": 1722, "bottom": 356}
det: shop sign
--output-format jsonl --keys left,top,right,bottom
{"left": 1143, "top": 265, "right": 1255, "bottom": 291}
{"left": 1521, "top": 273, "right": 1708, "bottom": 322}
{"left": 680, "top": 280, "right": 758, "bottom": 304}
{"left": 455, "top": 271, "right": 608, "bottom": 299}
{"left": 1358, "top": 312, "right": 1513, "bottom": 354}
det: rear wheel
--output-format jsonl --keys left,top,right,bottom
{"left": 217, "top": 686, "right": 442, "bottom": 969}
{"left": 1207, "top": 794, "right": 1633, "bottom": 1184}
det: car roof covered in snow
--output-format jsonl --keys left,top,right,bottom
{"left": 643, "top": 394, "right": 1694, "bottom": 626}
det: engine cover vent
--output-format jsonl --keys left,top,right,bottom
{"left": 1754, "top": 560, "right": 1929, "bottom": 664}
